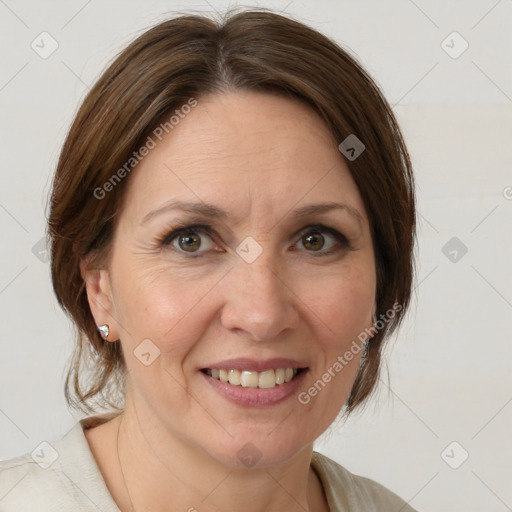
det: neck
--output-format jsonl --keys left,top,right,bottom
{"left": 112, "top": 400, "right": 327, "bottom": 512}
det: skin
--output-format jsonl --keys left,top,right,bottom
{"left": 83, "top": 91, "right": 377, "bottom": 512}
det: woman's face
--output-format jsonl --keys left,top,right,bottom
{"left": 89, "top": 91, "right": 376, "bottom": 467}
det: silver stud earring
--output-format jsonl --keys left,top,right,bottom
{"left": 98, "top": 324, "right": 110, "bottom": 339}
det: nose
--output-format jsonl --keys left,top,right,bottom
{"left": 220, "top": 260, "right": 300, "bottom": 342}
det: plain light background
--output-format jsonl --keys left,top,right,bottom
{"left": 1, "top": 1, "right": 511, "bottom": 511}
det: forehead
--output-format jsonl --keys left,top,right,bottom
{"left": 121, "top": 91, "right": 367, "bottom": 224}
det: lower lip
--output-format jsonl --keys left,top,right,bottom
{"left": 200, "top": 370, "right": 308, "bottom": 408}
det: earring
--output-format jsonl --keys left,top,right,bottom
{"left": 98, "top": 324, "right": 110, "bottom": 339}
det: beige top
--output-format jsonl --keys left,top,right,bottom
{"left": 0, "top": 415, "right": 418, "bottom": 511}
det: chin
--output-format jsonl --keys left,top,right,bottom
{"left": 198, "top": 421, "right": 317, "bottom": 470}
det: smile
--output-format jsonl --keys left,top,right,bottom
{"left": 200, "top": 362, "right": 309, "bottom": 407}
{"left": 202, "top": 367, "right": 305, "bottom": 389}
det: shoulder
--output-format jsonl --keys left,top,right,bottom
{"left": 0, "top": 416, "right": 121, "bottom": 512}
{"left": 311, "top": 451, "right": 419, "bottom": 512}
{"left": 0, "top": 448, "right": 75, "bottom": 510}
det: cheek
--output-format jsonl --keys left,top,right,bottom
{"left": 294, "top": 259, "right": 376, "bottom": 349}
{"left": 294, "top": 264, "right": 375, "bottom": 426}
{"left": 110, "top": 257, "right": 222, "bottom": 358}
{"left": 111, "top": 264, "right": 215, "bottom": 407}
{"left": 328, "top": 280, "right": 374, "bottom": 339}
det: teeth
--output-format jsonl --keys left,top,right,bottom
{"left": 240, "top": 371, "right": 259, "bottom": 388}
{"left": 228, "top": 369, "right": 241, "bottom": 386}
{"left": 275, "top": 368, "right": 285, "bottom": 385}
{"left": 206, "top": 367, "right": 300, "bottom": 388}
{"left": 258, "top": 369, "right": 275, "bottom": 389}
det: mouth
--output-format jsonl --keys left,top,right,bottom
{"left": 200, "top": 367, "right": 307, "bottom": 389}
{"left": 199, "top": 358, "right": 309, "bottom": 407}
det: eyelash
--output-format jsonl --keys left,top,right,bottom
{"left": 159, "top": 223, "right": 351, "bottom": 258}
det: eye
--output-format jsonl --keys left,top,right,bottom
{"left": 295, "top": 226, "right": 348, "bottom": 255}
{"left": 162, "top": 226, "right": 217, "bottom": 253}
{"left": 159, "top": 223, "right": 349, "bottom": 257}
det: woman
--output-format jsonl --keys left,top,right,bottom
{"left": 0, "top": 8, "right": 416, "bottom": 511}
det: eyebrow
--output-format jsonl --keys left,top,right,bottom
{"left": 140, "top": 200, "right": 363, "bottom": 226}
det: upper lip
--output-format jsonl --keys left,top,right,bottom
{"left": 201, "top": 358, "right": 308, "bottom": 372}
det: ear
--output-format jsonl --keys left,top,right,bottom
{"left": 80, "top": 256, "right": 119, "bottom": 342}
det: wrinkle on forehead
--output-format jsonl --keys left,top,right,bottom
{"left": 121, "top": 91, "right": 367, "bottom": 231}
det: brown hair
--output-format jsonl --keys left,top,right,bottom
{"left": 48, "top": 8, "right": 415, "bottom": 414}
